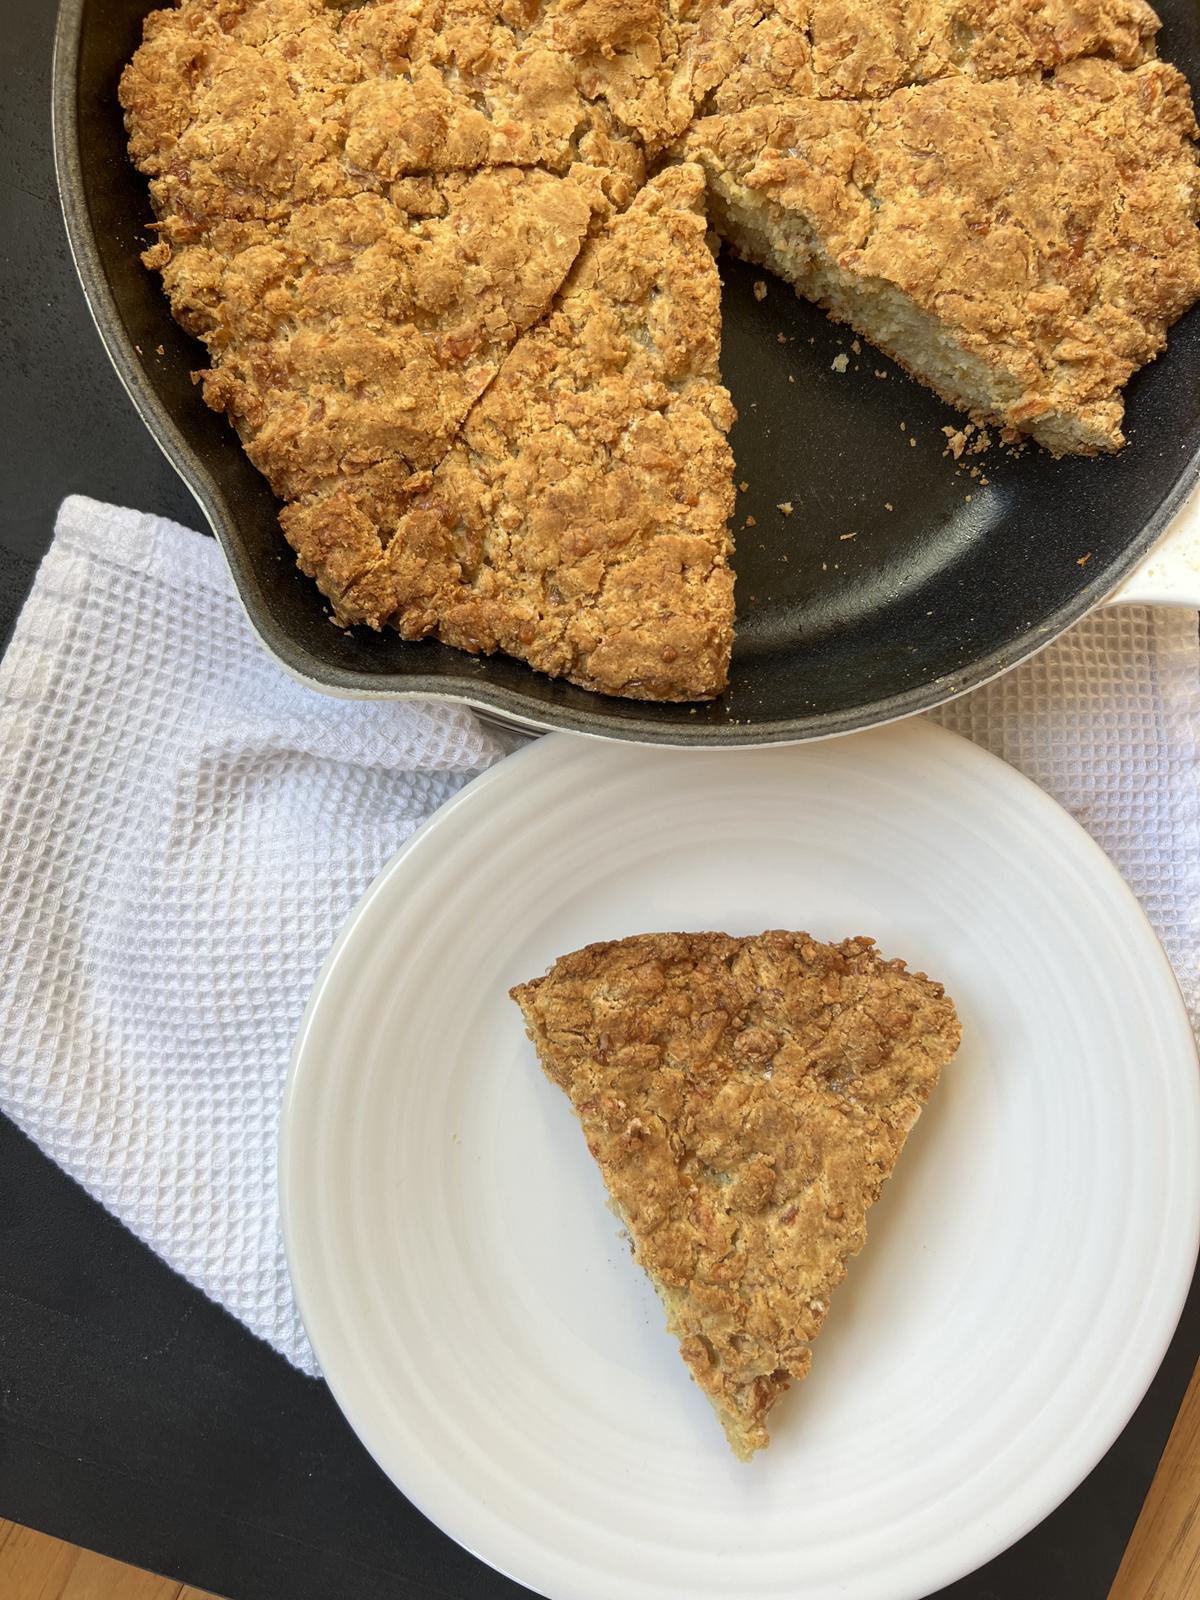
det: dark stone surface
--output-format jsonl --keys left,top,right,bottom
{"left": 0, "top": 1, "right": 1195, "bottom": 1596}
{"left": 1, "top": 1, "right": 195, "bottom": 626}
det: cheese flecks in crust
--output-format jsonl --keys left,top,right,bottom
{"left": 282, "top": 165, "right": 736, "bottom": 701}
{"left": 686, "top": 58, "right": 1200, "bottom": 453}
{"left": 511, "top": 931, "right": 962, "bottom": 1459}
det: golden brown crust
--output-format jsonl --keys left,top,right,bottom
{"left": 120, "top": 0, "right": 721, "bottom": 194}
{"left": 121, "top": 0, "right": 736, "bottom": 699}
{"left": 121, "top": 0, "right": 1200, "bottom": 694}
{"left": 282, "top": 165, "right": 737, "bottom": 701}
{"left": 686, "top": 58, "right": 1200, "bottom": 452}
{"left": 118, "top": 0, "right": 620, "bottom": 491}
{"left": 707, "top": 0, "right": 1162, "bottom": 112}
{"left": 165, "top": 169, "right": 606, "bottom": 496}
{"left": 511, "top": 930, "right": 961, "bottom": 1457}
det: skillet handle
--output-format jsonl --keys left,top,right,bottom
{"left": 1105, "top": 487, "right": 1200, "bottom": 609}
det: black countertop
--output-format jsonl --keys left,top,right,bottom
{"left": 2, "top": 3, "right": 1197, "bottom": 1597}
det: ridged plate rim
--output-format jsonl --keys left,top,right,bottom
{"left": 280, "top": 724, "right": 1200, "bottom": 1599}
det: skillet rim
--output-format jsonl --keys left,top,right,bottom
{"left": 50, "top": 0, "right": 1200, "bottom": 747}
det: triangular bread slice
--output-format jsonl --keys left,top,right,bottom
{"left": 511, "top": 931, "right": 961, "bottom": 1458}
{"left": 686, "top": 58, "right": 1200, "bottom": 454}
{"left": 283, "top": 164, "right": 736, "bottom": 701}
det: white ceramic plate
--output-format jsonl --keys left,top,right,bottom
{"left": 280, "top": 724, "right": 1200, "bottom": 1600}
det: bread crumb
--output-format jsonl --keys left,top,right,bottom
{"left": 943, "top": 426, "right": 968, "bottom": 459}
{"left": 753, "top": 279, "right": 767, "bottom": 301}
{"left": 745, "top": 515, "right": 757, "bottom": 526}
{"left": 777, "top": 501, "right": 793, "bottom": 515}
{"left": 839, "top": 531, "right": 857, "bottom": 540}
{"left": 788, "top": 373, "right": 795, "bottom": 383}
{"left": 739, "top": 480, "right": 749, "bottom": 492}
{"left": 899, "top": 420, "right": 906, "bottom": 431}
{"left": 909, "top": 436, "right": 917, "bottom": 447}
{"left": 831, "top": 353, "right": 849, "bottom": 373}
{"left": 777, "top": 332, "right": 788, "bottom": 344}
{"left": 851, "top": 339, "right": 861, "bottom": 353}
{"left": 1077, "top": 551, "right": 1093, "bottom": 566}
{"left": 874, "top": 369, "right": 887, "bottom": 378}
{"left": 884, "top": 501, "right": 894, "bottom": 511}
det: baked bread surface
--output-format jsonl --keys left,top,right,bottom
{"left": 121, "top": 0, "right": 1200, "bottom": 696}
{"left": 512, "top": 930, "right": 962, "bottom": 1457}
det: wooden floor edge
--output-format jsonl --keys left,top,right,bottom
{"left": 1108, "top": 1360, "right": 1200, "bottom": 1600}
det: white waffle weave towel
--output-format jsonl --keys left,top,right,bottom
{"left": 0, "top": 494, "right": 1196, "bottom": 1374}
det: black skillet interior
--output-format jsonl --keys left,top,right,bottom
{"left": 56, "top": 0, "right": 1200, "bottom": 744}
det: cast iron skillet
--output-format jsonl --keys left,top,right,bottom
{"left": 53, "top": 0, "right": 1200, "bottom": 745}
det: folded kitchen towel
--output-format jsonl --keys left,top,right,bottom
{"left": 0, "top": 494, "right": 1197, "bottom": 1375}
{"left": 0, "top": 496, "right": 511, "bottom": 1374}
